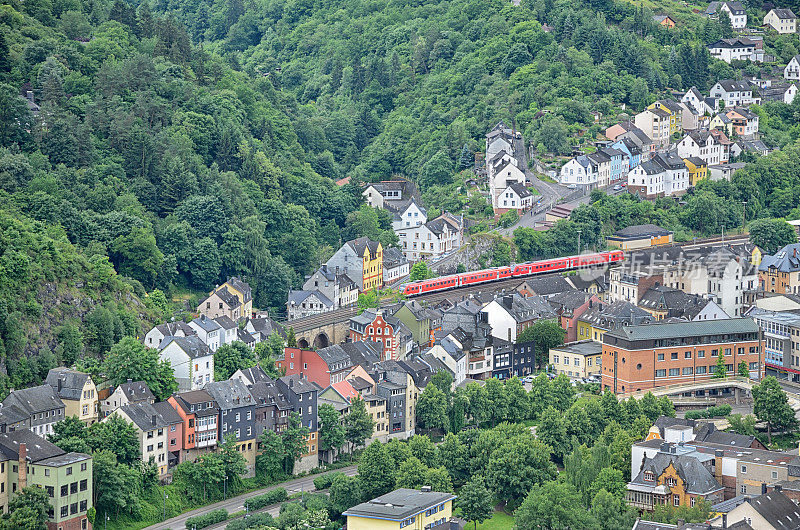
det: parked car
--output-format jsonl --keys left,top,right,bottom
{"left": 567, "top": 184, "right": 577, "bottom": 190}
{"left": 613, "top": 184, "right": 622, "bottom": 191}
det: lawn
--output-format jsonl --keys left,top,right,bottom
{"left": 476, "top": 510, "right": 516, "bottom": 529}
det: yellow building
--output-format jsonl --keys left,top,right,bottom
{"left": 220, "top": 277, "right": 253, "bottom": 318}
{"left": 683, "top": 156, "right": 708, "bottom": 186}
{"left": 606, "top": 224, "right": 674, "bottom": 251}
{"left": 648, "top": 100, "right": 684, "bottom": 136}
{"left": 46, "top": 368, "right": 99, "bottom": 426}
{"left": 549, "top": 341, "right": 603, "bottom": 378}
{"left": 344, "top": 488, "right": 457, "bottom": 530}
{"left": 361, "top": 240, "right": 383, "bottom": 291}
{"left": 327, "top": 237, "right": 383, "bottom": 292}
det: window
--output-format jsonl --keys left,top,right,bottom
{"left": 725, "top": 348, "right": 732, "bottom": 356}
{"left": 80, "top": 500, "right": 87, "bottom": 512}
{"left": 61, "top": 506, "right": 68, "bottom": 518}
{"left": 683, "top": 367, "right": 693, "bottom": 375}
{"left": 61, "top": 485, "right": 68, "bottom": 497}
{"left": 671, "top": 352, "right": 678, "bottom": 360}
{"left": 71, "top": 502, "right": 78, "bottom": 515}
{"left": 66, "top": 466, "right": 73, "bottom": 476}
{"left": 698, "top": 350, "right": 705, "bottom": 358}
{"left": 644, "top": 471, "right": 654, "bottom": 481}
{"left": 696, "top": 366, "right": 707, "bottom": 375}
{"left": 741, "top": 465, "right": 747, "bottom": 473}
{"left": 658, "top": 353, "right": 665, "bottom": 361}
{"left": 80, "top": 479, "right": 87, "bottom": 491}
{"left": 669, "top": 368, "right": 679, "bottom": 376}
{"left": 70, "top": 482, "right": 78, "bottom": 494}
{"left": 741, "top": 484, "right": 747, "bottom": 494}
{"left": 656, "top": 369, "right": 667, "bottom": 377}
{"left": 673, "top": 495, "right": 680, "bottom": 506}
{"left": 685, "top": 351, "right": 692, "bottom": 359}
{"left": 46, "top": 486, "right": 54, "bottom": 498}
{"left": 45, "top": 469, "right": 50, "bottom": 477}
{"left": 147, "top": 445, "right": 153, "bottom": 452}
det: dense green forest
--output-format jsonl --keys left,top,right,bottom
{"left": 2, "top": 0, "right": 800, "bottom": 389}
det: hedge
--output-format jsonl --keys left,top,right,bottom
{"left": 313, "top": 472, "right": 346, "bottom": 491}
{"left": 185, "top": 509, "right": 228, "bottom": 529}
{"left": 225, "top": 512, "right": 274, "bottom": 530}
{"left": 243, "top": 487, "right": 288, "bottom": 512}
{"left": 684, "top": 404, "right": 733, "bottom": 420}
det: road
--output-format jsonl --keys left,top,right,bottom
{"left": 143, "top": 466, "right": 358, "bottom": 530}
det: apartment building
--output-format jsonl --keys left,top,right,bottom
{"left": 601, "top": 318, "right": 762, "bottom": 393}
{"left": 110, "top": 401, "right": 183, "bottom": 476}
{"left": 748, "top": 308, "right": 800, "bottom": 383}
{"left": 204, "top": 380, "right": 257, "bottom": 476}
{"left": 759, "top": 243, "right": 800, "bottom": 295}
{"left": 549, "top": 341, "right": 603, "bottom": 378}
{"left": 167, "top": 389, "right": 219, "bottom": 464}
{"left": 46, "top": 368, "right": 99, "bottom": 426}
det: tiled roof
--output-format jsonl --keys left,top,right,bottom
{"left": 604, "top": 317, "right": 759, "bottom": 342}
{"left": 759, "top": 244, "right": 800, "bottom": 273}
{"left": 344, "top": 489, "right": 457, "bottom": 521}
{"left": 629, "top": 452, "right": 723, "bottom": 495}
{"left": 45, "top": 368, "right": 91, "bottom": 401}
{"left": 192, "top": 315, "right": 222, "bottom": 332}
{"left": 204, "top": 379, "right": 255, "bottom": 410}
{"left": 214, "top": 287, "right": 241, "bottom": 309}
{"left": 159, "top": 335, "right": 211, "bottom": 359}
{"left": 744, "top": 491, "right": 800, "bottom": 530}
{"left": 118, "top": 380, "right": 154, "bottom": 403}
{"left": 3, "top": 384, "right": 64, "bottom": 415}
{"left": 118, "top": 401, "right": 181, "bottom": 431}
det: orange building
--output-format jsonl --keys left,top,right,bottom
{"left": 601, "top": 318, "right": 762, "bottom": 394}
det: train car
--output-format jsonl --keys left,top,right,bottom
{"left": 459, "top": 268, "right": 499, "bottom": 286}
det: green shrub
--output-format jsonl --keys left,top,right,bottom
{"left": 313, "top": 472, "right": 345, "bottom": 491}
{"left": 225, "top": 512, "right": 274, "bottom": 530}
{"left": 684, "top": 404, "right": 732, "bottom": 420}
{"left": 243, "top": 488, "right": 288, "bottom": 511}
{"left": 185, "top": 509, "right": 228, "bottom": 529}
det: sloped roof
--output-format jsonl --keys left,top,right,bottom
{"left": 605, "top": 317, "right": 758, "bottom": 342}
{"left": 744, "top": 490, "right": 800, "bottom": 530}
{"left": 288, "top": 289, "right": 334, "bottom": 307}
{"left": 214, "top": 315, "right": 237, "bottom": 330}
{"left": 118, "top": 401, "right": 181, "bottom": 431}
{"left": 383, "top": 246, "right": 408, "bottom": 269}
{"left": 159, "top": 335, "right": 211, "bottom": 359}
{"left": 3, "top": 385, "right": 64, "bottom": 415}
{"left": 508, "top": 182, "right": 533, "bottom": 198}
{"left": 154, "top": 321, "right": 195, "bottom": 338}
{"left": 630, "top": 452, "right": 723, "bottom": 495}
{"left": 316, "top": 344, "right": 355, "bottom": 370}
{"left": 0, "top": 429, "right": 67, "bottom": 462}
{"left": 759, "top": 244, "right": 800, "bottom": 273}
{"left": 118, "top": 380, "right": 154, "bottom": 403}
{"left": 192, "top": 315, "right": 222, "bottom": 332}
{"left": 638, "top": 286, "right": 709, "bottom": 319}
{"left": 225, "top": 277, "right": 252, "bottom": 303}
{"left": 46, "top": 368, "right": 91, "bottom": 401}
{"left": 347, "top": 237, "right": 382, "bottom": 259}
{"left": 204, "top": 379, "right": 255, "bottom": 410}
{"left": 213, "top": 287, "right": 241, "bottom": 309}
{"left": 611, "top": 224, "right": 672, "bottom": 239}
{"left": 235, "top": 366, "right": 272, "bottom": 386}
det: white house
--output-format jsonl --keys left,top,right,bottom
{"left": 709, "top": 80, "right": 759, "bottom": 107}
{"left": 144, "top": 321, "right": 195, "bottom": 349}
{"left": 708, "top": 38, "right": 764, "bottom": 63}
{"left": 634, "top": 108, "right": 671, "bottom": 147}
{"left": 627, "top": 161, "right": 665, "bottom": 199}
{"left": 286, "top": 290, "right": 334, "bottom": 320}
{"left": 676, "top": 131, "right": 723, "bottom": 166}
{"left": 383, "top": 247, "right": 409, "bottom": 284}
{"left": 424, "top": 342, "right": 467, "bottom": 387}
{"left": 489, "top": 158, "right": 526, "bottom": 191}
{"left": 559, "top": 155, "right": 598, "bottom": 188}
{"left": 215, "top": 316, "right": 238, "bottom": 347}
{"left": 764, "top": 8, "right": 797, "bottom": 34}
{"left": 486, "top": 136, "right": 514, "bottom": 163}
{"left": 158, "top": 335, "right": 214, "bottom": 391}
{"left": 188, "top": 315, "right": 222, "bottom": 352}
{"left": 627, "top": 151, "right": 689, "bottom": 199}
{"left": 785, "top": 55, "right": 800, "bottom": 80}
{"left": 681, "top": 87, "right": 717, "bottom": 116}
{"left": 391, "top": 198, "right": 427, "bottom": 232}
{"left": 398, "top": 214, "right": 462, "bottom": 261}
{"left": 495, "top": 182, "right": 534, "bottom": 213}
{"left": 706, "top": 1, "right": 747, "bottom": 28}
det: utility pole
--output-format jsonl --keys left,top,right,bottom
{"left": 577, "top": 229, "right": 582, "bottom": 254}
{"left": 742, "top": 200, "right": 747, "bottom": 233}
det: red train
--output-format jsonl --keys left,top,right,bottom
{"left": 402, "top": 250, "right": 625, "bottom": 296}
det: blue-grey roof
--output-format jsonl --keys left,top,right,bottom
{"left": 630, "top": 452, "right": 723, "bottom": 495}
{"left": 605, "top": 317, "right": 759, "bottom": 342}
{"left": 204, "top": 379, "right": 255, "bottom": 410}
{"left": 158, "top": 335, "right": 211, "bottom": 359}
{"left": 760, "top": 244, "right": 800, "bottom": 273}
{"left": 344, "top": 489, "right": 456, "bottom": 521}
{"left": 192, "top": 315, "right": 222, "bottom": 332}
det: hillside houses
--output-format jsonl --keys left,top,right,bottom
{"left": 708, "top": 38, "right": 764, "bottom": 63}
{"left": 763, "top": 8, "right": 797, "bottom": 33}
{"left": 485, "top": 121, "right": 536, "bottom": 217}
{"left": 705, "top": 1, "right": 747, "bottom": 28}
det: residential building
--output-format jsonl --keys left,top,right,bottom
{"left": 684, "top": 157, "right": 708, "bottom": 186}
{"left": 577, "top": 300, "right": 654, "bottom": 343}
{"left": 144, "top": 321, "right": 195, "bottom": 349}
{"left": 45, "top": 368, "right": 98, "bottom": 426}
{"left": 549, "top": 341, "right": 603, "bottom": 378}
{"left": 383, "top": 247, "right": 409, "bottom": 285}
{"left": 349, "top": 308, "right": 413, "bottom": 361}
{"left": 278, "top": 346, "right": 354, "bottom": 387}
{"left": 677, "top": 131, "right": 723, "bottom": 166}
{"left": 764, "top": 8, "right": 797, "bottom": 33}
{"left": 725, "top": 490, "right": 800, "bottom": 530}
{"left": 188, "top": 315, "right": 222, "bottom": 352}
{"left": 423, "top": 341, "right": 467, "bottom": 386}
{"left": 605, "top": 121, "right": 637, "bottom": 142}
{"left": 276, "top": 375, "right": 319, "bottom": 473}
{"left": 748, "top": 308, "right": 800, "bottom": 383}
{"left": 101, "top": 380, "right": 154, "bottom": 418}
{"left": 197, "top": 277, "right": 253, "bottom": 321}
{"left": 607, "top": 224, "right": 674, "bottom": 251}
{"left": 249, "top": 378, "right": 290, "bottom": 439}
{"left": 706, "top": 1, "right": 747, "bottom": 28}
{"left": 480, "top": 293, "right": 556, "bottom": 342}
{"left": 2, "top": 385, "right": 65, "bottom": 438}
{"left": 710, "top": 128, "right": 735, "bottom": 163}
{"left": 759, "top": 243, "right": 800, "bottom": 295}
{"left": 0, "top": 429, "right": 92, "bottom": 530}
{"left": 618, "top": 126, "right": 655, "bottom": 155}
{"left": 326, "top": 237, "right": 383, "bottom": 291}
{"left": 708, "top": 162, "right": 746, "bottom": 181}
{"left": 725, "top": 107, "right": 760, "bottom": 138}
{"left": 372, "top": 360, "right": 417, "bottom": 438}
{"left": 286, "top": 289, "right": 334, "bottom": 320}
{"left": 708, "top": 38, "right": 764, "bottom": 63}
{"left": 109, "top": 401, "right": 183, "bottom": 476}
{"left": 559, "top": 154, "right": 599, "bottom": 188}
{"left": 549, "top": 291, "right": 602, "bottom": 342}
{"left": 362, "top": 179, "right": 421, "bottom": 209}
{"left": 626, "top": 452, "right": 724, "bottom": 511}
{"left": 648, "top": 100, "right": 692, "bottom": 136}
{"left": 612, "top": 137, "right": 643, "bottom": 171}
{"left": 167, "top": 389, "right": 219, "bottom": 463}
{"left": 387, "top": 197, "right": 427, "bottom": 232}
{"left": 204, "top": 380, "right": 257, "bottom": 476}
{"left": 710, "top": 80, "right": 759, "bottom": 108}
{"left": 608, "top": 264, "right": 665, "bottom": 304}
{"left": 231, "top": 366, "right": 273, "bottom": 387}
{"left": 516, "top": 276, "right": 576, "bottom": 298}
{"left": 786, "top": 55, "right": 800, "bottom": 80}
{"left": 638, "top": 286, "right": 729, "bottom": 321}
{"left": 757, "top": 81, "right": 798, "bottom": 104}
{"left": 158, "top": 335, "right": 214, "bottom": 391}
{"left": 653, "top": 14, "right": 676, "bottom": 28}
{"left": 244, "top": 316, "right": 286, "bottom": 344}
{"left": 627, "top": 151, "right": 689, "bottom": 199}
{"left": 601, "top": 318, "right": 762, "bottom": 393}
{"left": 214, "top": 315, "right": 238, "bottom": 348}
{"left": 494, "top": 182, "right": 534, "bottom": 216}
{"left": 511, "top": 339, "right": 537, "bottom": 378}
{"left": 344, "top": 488, "right": 458, "bottom": 530}
{"left": 635, "top": 108, "right": 671, "bottom": 147}
{"left": 390, "top": 300, "right": 441, "bottom": 346}
{"left": 682, "top": 86, "right": 717, "bottom": 116}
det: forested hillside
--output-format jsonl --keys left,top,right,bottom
{"left": 2, "top": 0, "right": 800, "bottom": 389}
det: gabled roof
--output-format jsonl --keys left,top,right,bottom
{"left": 759, "top": 244, "right": 800, "bottom": 273}
{"left": 507, "top": 182, "right": 533, "bottom": 198}
{"left": 769, "top": 7, "right": 797, "bottom": 18}
{"left": 247, "top": 317, "right": 286, "bottom": 339}
{"left": 340, "top": 341, "right": 383, "bottom": 371}
{"left": 118, "top": 401, "right": 181, "bottom": 431}
{"left": 117, "top": 380, "right": 154, "bottom": 403}
{"left": 237, "top": 328, "right": 255, "bottom": 344}
{"left": 213, "top": 287, "right": 241, "bottom": 309}
{"left": 638, "top": 286, "right": 710, "bottom": 319}
{"left": 192, "top": 315, "right": 223, "bottom": 332}
{"left": 250, "top": 380, "right": 290, "bottom": 410}
{"left": 383, "top": 246, "right": 409, "bottom": 269}
{"left": 3, "top": 385, "right": 64, "bottom": 415}
{"left": 234, "top": 366, "right": 273, "bottom": 386}
{"left": 279, "top": 374, "right": 318, "bottom": 395}
{"left": 153, "top": 321, "right": 195, "bottom": 338}
{"left": 159, "top": 335, "right": 211, "bottom": 359}
{"left": 214, "top": 315, "right": 237, "bottom": 330}
{"left": 45, "top": 368, "right": 91, "bottom": 401}
{"left": 579, "top": 300, "right": 654, "bottom": 331}
{"left": 204, "top": 379, "right": 255, "bottom": 410}
{"left": 225, "top": 277, "right": 252, "bottom": 303}
{"left": 347, "top": 237, "right": 382, "bottom": 260}
{"left": 315, "top": 344, "right": 355, "bottom": 371}
{"left": 743, "top": 490, "right": 800, "bottom": 530}
{"left": 0, "top": 429, "right": 68, "bottom": 462}
{"left": 518, "top": 275, "right": 575, "bottom": 296}
{"left": 287, "top": 289, "right": 334, "bottom": 307}
{"left": 170, "top": 389, "right": 219, "bottom": 415}
{"left": 709, "top": 38, "right": 757, "bottom": 49}
{"left": 629, "top": 452, "right": 723, "bottom": 495}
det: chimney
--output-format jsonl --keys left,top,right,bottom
{"left": 660, "top": 442, "right": 670, "bottom": 452}
{"left": 18, "top": 443, "right": 27, "bottom": 489}
{"left": 57, "top": 377, "right": 63, "bottom": 392}
{"left": 722, "top": 514, "right": 728, "bottom": 529}
{"left": 421, "top": 486, "right": 432, "bottom": 493}
{"left": 151, "top": 415, "right": 157, "bottom": 426}
{"left": 715, "top": 450, "right": 723, "bottom": 483}
{"left": 127, "top": 378, "right": 132, "bottom": 384}
{"left": 503, "top": 295, "right": 513, "bottom": 309}
{"left": 26, "top": 90, "right": 33, "bottom": 102}
{"left": 762, "top": 483, "right": 768, "bottom": 495}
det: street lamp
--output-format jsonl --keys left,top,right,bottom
{"left": 576, "top": 229, "right": 582, "bottom": 254}
{"left": 163, "top": 491, "right": 169, "bottom": 521}
{"left": 104, "top": 514, "right": 110, "bottom": 530}
{"left": 742, "top": 201, "right": 747, "bottom": 232}
{"left": 224, "top": 477, "right": 227, "bottom": 500}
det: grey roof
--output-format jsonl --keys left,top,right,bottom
{"left": 547, "top": 290, "right": 594, "bottom": 313}
{"left": 716, "top": 79, "right": 753, "bottom": 93}
{"left": 706, "top": 1, "right": 745, "bottom": 15}
{"left": 154, "top": 321, "right": 195, "bottom": 337}
{"left": 610, "top": 224, "right": 672, "bottom": 239}
{"left": 158, "top": 335, "right": 211, "bottom": 359}
{"left": 287, "top": 289, "right": 334, "bottom": 307}
{"left": 315, "top": 345, "right": 355, "bottom": 371}
{"left": 279, "top": 374, "right": 317, "bottom": 395}
{"left": 772, "top": 8, "right": 799, "bottom": 19}
{"left": 118, "top": 401, "right": 181, "bottom": 431}
{"left": 0, "top": 429, "right": 68, "bottom": 462}
{"left": 759, "top": 244, "right": 800, "bottom": 273}
{"left": 3, "top": 384, "right": 64, "bottom": 415}
{"left": 489, "top": 293, "right": 556, "bottom": 322}
{"left": 552, "top": 340, "right": 603, "bottom": 356}
{"left": 213, "top": 286, "right": 241, "bottom": 309}
{"left": 250, "top": 380, "right": 290, "bottom": 409}
{"left": 383, "top": 246, "right": 408, "bottom": 269}
{"left": 604, "top": 317, "right": 759, "bottom": 342}
{"left": 518, "top": 275, "right": 576, "bottom": 296}
{"left": 192, "top": 315, "right": 222, "bottom": 332}
{"left": 204, "top": 379, "right": 255, "bottom": 410}
{"left": 247, "top": 316, "right": 286, "bottom": 339}
{"left": 347, "top": 237, "right": 382, "bottom": 259}
{"left": 711, "top": 494, "right": 750, "bottom": 513}
{"left": 579, "top": 300, "right": 654, "bottom": 331}
{"left": 744, "top": 490, "right": 800, "bottom": 530}
{"left": 237, "top": 328, "right": 255, "bottom": 344}
{"left": 45, "top": 368, "right": 91, "bottom": 401}
{"left": 341, "top": 341, "right": 383, "bottom": 371}
{"left": 630, "top": 452, "right": 723, "bottom": 495}
{"left": 508, "top": 182, "right": 533, "bottom": 198}
{"left": 234, "top": 366, "right": 272, "bottom": 386}
{"left": 637, "top": 286, "right": 710, "bottom": 319}
{"left": 214, "top": 315, "right": 237, "bottom": 330}
{"left": 170, "top": 389, "right": 219, "bottom": 415}
{"left": 117, "top": 380, "right": 154, "bottom": 403}
{"left": 226, "top": 276, "right": 252, "bottom": 303}
{"left": 709, "top": 38, "right": 757, "bottom": 50}
{"left": 344, "top": 489, "right": 457, "bottom": 521}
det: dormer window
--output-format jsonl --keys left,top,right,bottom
{"left": 644, "top": 471, "right": 654, "bottom": 482}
